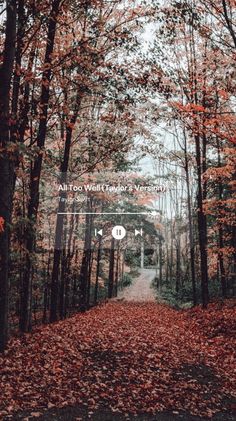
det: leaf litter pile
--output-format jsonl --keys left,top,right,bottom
{"left": 0, "top": 301, "right": 235, "bottom": 419}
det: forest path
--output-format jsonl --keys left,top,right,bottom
{"left": 117, "top": 268, "right": 156, "bottom": 302}
{"left": 1, "top": 301, "right": 235, "bottom": 421}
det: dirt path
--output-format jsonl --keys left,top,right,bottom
{"left": 117, "top": 269, "right": 156, "bottom": 302}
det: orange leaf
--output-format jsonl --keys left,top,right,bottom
{"left": 0, "top": 216, "right": 5, "bottom": 233}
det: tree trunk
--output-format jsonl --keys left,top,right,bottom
{"left": 159, "top": 238, "right": 163, "bottom": 293}
{"left": 140, "top": 240, "right": 144, "bottom": 269}
{"left": 86, "top": 251, "right": 94, "bottom": 308}
{"left": 19, "top": 0, "right": 61, "bottom": 332}
{"left": 94, "top": 236, "right": 102, "bottom": 305}
{"left": 108, "top": 238, "right": 115, "bottom": 298}
{"left": 11, "top": 0, "right": 25, "bottom": 144}
{"left": 195, "top": 135, "right": 209, "bottom": 308}
{"left": 79, "top": 197, "right": 93, "bottom": 312}
{"left": 184, "top": 130, "right": 197, "bottom": 305}
{"left": 0, "top": 0, "right": 17, "bottom": 353}
{"left": 175, "top": 240, "right": 180, "bottom": 294}
{"left": 114, "top": 247, "right": 120, "bottom": 297}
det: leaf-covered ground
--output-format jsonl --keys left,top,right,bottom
{"left": 0, "top": 301, "right": 235, "bottom": 420}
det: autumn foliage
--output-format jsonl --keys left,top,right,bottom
{"left": 0, "top": 0, "right": 236, "bottom": 418}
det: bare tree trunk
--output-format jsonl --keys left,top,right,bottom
{"left": 175, "top": 239, "right": 180, "bottom": 294}
{"left": 0, "top": 0, "right": 17, "bottom": 353}
{"left": 79, "top": 197, "right": 93, "bottom": 312}
{"left": 159, "top": 238, "right": 163, "bottom": 294}
{"left": 140, "top": 240, "right": 144, "bottom": 269}
{"left": 195, "top": 135, "right": 209, "bottom": 308}
{"left": 184, "top": 130, "right": 197, "bottom": 304}
{"left": 94, "top": 237, "right": 102, "bottom": 305}
{"left": 86, "top": 251, "right": 94, "bottom": 308}
{"left": 114, "top": 247, "right": 120, "bottom": 297}
{"left": 108, "top": 238, "right": 115, "bottom": 298}
{"left": 59, "top": 226, "right": 67, "bottom": 320}
{"left": 64, "top": 212, "right": 76, "bottom": 318}
{"left": 11, "top": 0, "right": 25, "bottom": 144}
{"left": 72, "top": 247, "right": 79, "bottom": 309}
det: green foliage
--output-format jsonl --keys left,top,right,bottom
{"left": 124, "top": 250, "right": 140, "bottom": 268}
{"left": 153, "top": 273, "right": 234, "bottom": 309}
{"left": 122, "top": 273, "right": 133, "bottom": 288}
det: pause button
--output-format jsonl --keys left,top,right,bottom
{"left": 112, "top": 226, "right": 126, "bottom": 240}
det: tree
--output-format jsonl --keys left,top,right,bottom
{"left": 20, "top": 0, "right": 62, "bottom": 332}
{"left": 0, "top": 0, "right": 17, "bottom": 352}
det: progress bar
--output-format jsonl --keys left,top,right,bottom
{"left": 57, "top": 212, "right": 154, "bottom": 215}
